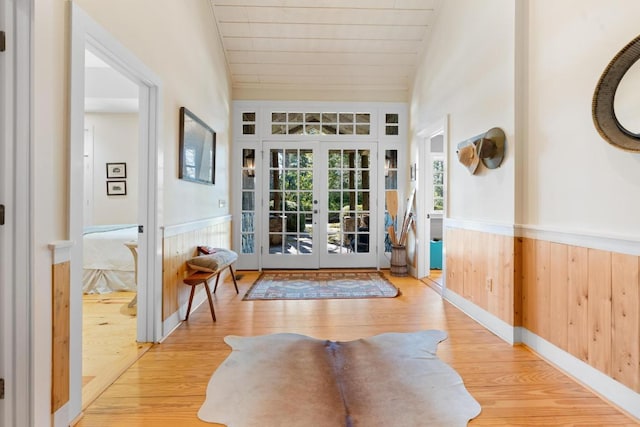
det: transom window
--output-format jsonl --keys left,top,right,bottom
{"left": 271, "top": 112, "right": 371, "bottom": 136}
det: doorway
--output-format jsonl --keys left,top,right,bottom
{"left": 261, "top": 142, "right": 378, "bottom": 269}
{"left": 417, "top": 117, "right": 448, "bottom": 290}
{"left": 69, "top": 3, "right": 163, "bottom": 421}
{"left": 81, "top": 48, "right": 152, "bottom": 408}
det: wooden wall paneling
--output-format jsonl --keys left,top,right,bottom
{"left": 611, "top": 253, "right": 640, "bottom": 391}
{"left": 445, "top": 228, "right": 463, "bottom": 295}
{"left": 522, "top": 238, "right": 537, "bottom": 334}
{"left": 471, "top": 230, "right": 488, "bottom": 310}
{"left": 162, "top": 223, "right": 232, "bottom": 321}
{"left": 513, "top": 237, "right": 523, "bottom": 326}
{"left": 462, "top": 229, "right": 473, "bottom": 300}
{"left": 486, "top": 232, "right": 502, "bottom": 321}
{"left": 52, "top": 261, "right": 70, "bottom": 413}
{"left": 549, "top": 242, "right": 569, "bottom": 351}
{"left": 567, "top": 245, "right": 589, "bottom": 363}
{"left": 534, "top": 239, "right": 551, "bottom": 340}
{"left": 500, "top": 235, "right": 515, "bottom": 325}
{"left": 587, "top": 248, "right": 612, "bottom": 376}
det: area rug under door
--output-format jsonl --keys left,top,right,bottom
{"left": 243, "top": 271, "right": 399, "bottom": 300}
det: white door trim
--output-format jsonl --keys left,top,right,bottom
{"left": 1, "top": 0, "right": 33, "bottom": 424}
{"left": 69, "top": 2, "right": 163, "bottom": 421}
{"left": 417, "top": 116, "right": 448, "bottom": 281}
{"left": 1, "top": 0, "right": 33, "bottom": 425}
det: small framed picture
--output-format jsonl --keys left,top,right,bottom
{"left": 106, "top": 180, "right": 127, "bottom": 196}
{"left": 106, "top": 162, "right": 127, "bottom": 179}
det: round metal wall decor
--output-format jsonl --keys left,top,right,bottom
{"left": 592, "top": 34, "right": 640, "bottom": 152}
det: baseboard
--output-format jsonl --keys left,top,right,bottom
{"left": 443, "top": 289, "right": 640, "bottom": 422}
{"left": 520, "top": 329, "right": 640, "bottom": 421}
{"left": 161, "top": 288, "right": 209, "bottom": 338}
{"left": 443, "top": 289, "right": 519, "bottom": 345}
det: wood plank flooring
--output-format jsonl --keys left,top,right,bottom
{"left": 82, "top": 292, "right": 152, "bottom": 409}
{"left": 77, "top": 272, "right": 639, "bottom": 426}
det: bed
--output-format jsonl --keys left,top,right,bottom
{"left": 83, "top": 224, "right": 138, "bottom": 294}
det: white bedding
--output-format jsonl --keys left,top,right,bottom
{"left": 83, "top": 224, "right": 138, "bottom": 294}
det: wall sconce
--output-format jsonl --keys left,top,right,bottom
{"left": 384, "top": 156, "right": 391, "bottom": 177}
{"left": 243, "top": 149, "right": 255, "bottom": 177}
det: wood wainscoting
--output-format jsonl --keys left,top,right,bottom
{"left": 445, "top": 226, "right": 640, "bottom": 395}
{"left": 162, "top": 216, "right": 232, "bottom": 321}
{"left": 445, "top": 228, "right": 519, "bottom": 326}
{"left": 520, "top": 237, "right": 639, "bottom": 393}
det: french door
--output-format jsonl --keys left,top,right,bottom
{"left": 261, "top": 141, "right": 378, "bottom": 269}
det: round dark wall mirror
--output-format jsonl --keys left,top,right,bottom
{"left": 593, "top": 34, "right": 640, "bottom": 152}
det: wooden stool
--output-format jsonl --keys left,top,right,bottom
{"left": 183, "top": 271, "right": 217, "bottom": 322}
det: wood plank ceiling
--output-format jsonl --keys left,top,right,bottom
{"left": 209, "top": 0, "right": 438, "bottom": 98}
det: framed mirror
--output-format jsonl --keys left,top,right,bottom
{"left": 179, "top": 107, "right": 216, "bottom": 185}
{"left": 592, "top": 34, "right": 640, "bottom": 152}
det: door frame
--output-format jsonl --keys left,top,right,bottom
{"left": 417, "top": 116, "right": 449, "bottom": 281}
{"left": 69, "top": 2, "right": 163, "bottom": 420}
{"left": 0, "top": 0, "right": 33, "bottom": 425}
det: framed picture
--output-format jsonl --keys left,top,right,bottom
{"left": 106, "top": 180, "right": 127, "bottom": 196}
{"left": 179, "top": 106, "right": 216, "bottom": 185}
{"left": 106, "top": 162, "right": 127, "bottom": 179}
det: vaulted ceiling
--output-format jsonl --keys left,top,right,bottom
{"left": 209, "top": 0, "right": 439, "bottom": 99}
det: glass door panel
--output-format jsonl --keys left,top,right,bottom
{"left": 319, "top": 143, "right": 377, "bottom": 268}
{"left": 262, "top": 143, "right": 318, "bottom": 269}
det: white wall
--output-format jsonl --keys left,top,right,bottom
{"left": 32, "top": 0, "right": 231, "bottom": 425}
{"left": 525, "top": 0, "right": 640, "bottom": 237}
{"left": 85, "top": 113, "right": 139, "bottom": 225}
{"left": 74, "top": 0, "right": 232, "bottom": 226}
{"left": 410, "top": 0, "right": 516, "bottom": 225}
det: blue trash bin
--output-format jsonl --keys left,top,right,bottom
{"left": 430, "top": 239, "right": 442, "bottom": 269}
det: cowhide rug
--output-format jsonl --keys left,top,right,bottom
{"left": 198, "top": 330, "right": 481, "bottom": 426}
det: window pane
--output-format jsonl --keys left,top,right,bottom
{"left": 270, "top": 150, "right": 282, "bottom": 168}
{"left": 339, "top": 124, "right": 354, "bottom": 135}
{"left": 241, "top": 234, "right": 255, "bottom": 254}
{"left": 356, "top": 125, "right": 370, "bottom": 135}
{"left": 284, "top": 171, "right": 298, "bottom": 190}
{"left": 322, "top": 124, "right": 337, "bottom": 135}
{"left": 270, "top": 192, "right": 283, "bottom": 210}
{"left": 272, "top": 112, "right": 286, "bottom": 122}
{"left": 300, "top": 171, "right": 313, "bottom": 191}
{"left": 356, "top": 113, "right": 370, "bottom": 123}
{"left": 339, "top": 113, "right": 354, "bottom": 123}
{"left": 242, "top": 192, "right": 255, "bottom": 210}
{"left": 306, "top": 124, "right": 320, "bottom": 135}
{"left": 358, "top": 150, "right": 370, "bottom": 168}
{"left": 272, "top": 124, "right": 286, "bottom": 135}
{"left": 386, "top": 113, "right": 399, "bottom": 124}
{"left": 285, "top": 150, "right": 298, "bottom": 168}
{"left": 284, "top": 192, "right": 298, "bottom": 211}
{"left": 322, "top": 113, "right": 337, "bottom": 123}
{"left": 328, "top": 150, "right": 342, "bottom": 168}
{"left": 305, "top": 112, "right": 320, "bottom": 123}
{"left": 299, "top": 149, "right": 313, "bottom": 167}
{"left": 328, "top": 170, "right": 341, "bottom": 189}
{"left": 241, "top": 213, "right": 255, "bottom": 232}
{"left": 242, "top": 112, "right": 256, "bottom": 122}
{"left": 288, "top": 124, "right": 304, "bottom": 134}
{"left": 242, "top": 124, "right": 255, "bottom": 135}
{"left": 299, "top": 192, "right": 313, "bottom": 211}
{"left": 288, "top": 112, "right": 303, "bottom": 122}
{"left": 385, "top": 125, "right": 399, "bottom": 136}
{"left": 242, "top": 171, "right": 255, "bottom": 189}
{"left": 269, "top": 171, "right": 283, "bottom": 190}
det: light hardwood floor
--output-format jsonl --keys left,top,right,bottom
{"left": 82, "top": 292, "right": 152, "bottom": 409}
{"left": 77, "top": 271, "right": 639, "bottom": 426}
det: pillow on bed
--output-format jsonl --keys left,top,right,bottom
{"left": 187, "top": 255, "right": 220, "bottom": 273}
